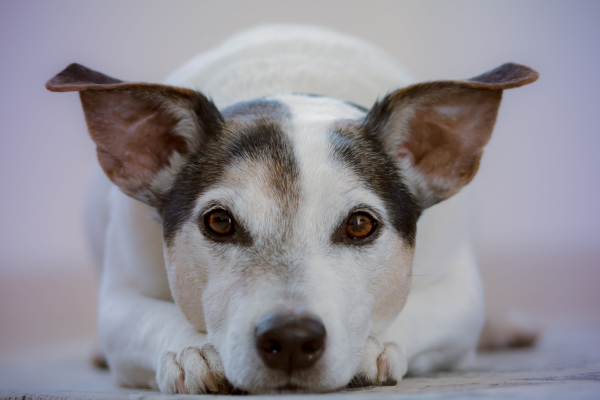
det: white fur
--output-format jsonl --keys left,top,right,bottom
{"left": 92, "top": 25, "right": 485, "bottom": 392}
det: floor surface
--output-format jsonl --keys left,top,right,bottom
{"left": 1, "top": 326, "right": 599, "bottom": 399}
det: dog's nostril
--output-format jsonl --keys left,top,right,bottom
{"left": 255, "top": 314, "right": 326, "bottom": 373}
{"left": 260, "top": 339, "right": 282, "bottom": 354}
{"left": 301, "top": 340, "right": 320, "bottom": 353}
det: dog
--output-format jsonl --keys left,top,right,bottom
{"left": 46, "top": 25, "right": 538, "bottom": 394}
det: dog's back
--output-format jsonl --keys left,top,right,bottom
{"left": 164, "top": 25, "right": 413, "bottom": 108}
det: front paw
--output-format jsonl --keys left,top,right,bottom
{"left": 351, "top": 336, "right": 407, "bottom": 388}
{"left": 157, "top": 344, "right": 228, "bottom": 394}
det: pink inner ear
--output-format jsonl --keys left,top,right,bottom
{"left": 402, "top": 89, "right": 501, "bottom": 185}
{"left": 81, "top": 90, "right": 188, "bottom": 192}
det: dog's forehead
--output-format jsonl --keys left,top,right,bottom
{"left": 221, "top": 94, "right": 367, "bottom": 124}
{"left": 198, "top": 95, "right": 377, "bottom": 235}
{"left": 213, "top": 94, "right": 373, "bottom": 212}
{"left": 270, "top": 93, "right": 368, "bottom": 121}
{"left": 162, "top": 94, "right": 419, "bottom": 246}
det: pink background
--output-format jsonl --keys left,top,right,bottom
{"left": 1, "top": 0, "right": 599, "bottom": 356}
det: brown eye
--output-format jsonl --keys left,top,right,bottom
{"left": 345, "top": 212, "right": 375, "bottom": 239}
{"left": 205, "top": 210, "right": 234, "bottom": 236}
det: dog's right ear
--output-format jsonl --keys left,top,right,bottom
{"left": 366, "top": 63, "right": 538, "bottom": 209}
{"left": 46, "top": 63, "right": 223, "bottom": 207}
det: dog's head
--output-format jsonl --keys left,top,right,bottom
{"left": 47, "top": 63, "right": 537, "bottom": 392}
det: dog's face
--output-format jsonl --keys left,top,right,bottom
{"left": 162, "top": 94, "right": 419, "bottom": 392}
{"left": 46, "top": 63, "right": 538, "bottom": 393}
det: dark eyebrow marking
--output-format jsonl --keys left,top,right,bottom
{"left": 225, "top": 118, "right": 300, "bottom": 208}
{"left": 290, "top": 92, "right": 368, "bottom": 113}
{"left": 161, "top": 98, "right": 298, "bottom": 246}
{"left": 342, "top": 101, "right": 368, "bottom": 113}
{"left": 222, "top": 98, "right": 291, "bottom": 120}
{"left": 328, "top": 120, "right": 421, "bottom": 246}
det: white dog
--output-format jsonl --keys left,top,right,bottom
{"left": 46, "top": 25, "right": 538, "bottom": 394}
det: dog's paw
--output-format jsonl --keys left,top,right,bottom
{"left": 350, "top": 336, "right": 407, "bottom": 388}
{"left": 156, "top": 344, "right": 228, "bottom": 394}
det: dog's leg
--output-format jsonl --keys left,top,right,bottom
{"left": 98, "top": 188, "right": 226, "bottom": 393}
{"left": 98, "top": 287, "right": 228, "bottom": 393}
{"left": 84, "top": 165, "right": 112, "bottom": 369}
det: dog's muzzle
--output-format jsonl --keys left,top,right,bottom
{"left": 255, "top": 314, "right": 326, "bottom": 374}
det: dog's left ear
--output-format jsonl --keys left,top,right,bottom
{"left": 46, "top": 63, "right": 223, "bottom": 207}
{"left": 366, "top": 63, "right": 538, "bottom": 208}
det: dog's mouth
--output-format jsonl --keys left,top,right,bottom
{"left": 277, "top": 383, "right": 302, "bottom": 391}
{"left": 271, "top": 382, "right": 316, "bottom": 393}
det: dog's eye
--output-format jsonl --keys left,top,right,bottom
{"left": 205, "top": 210, "right": 234, "bottom": 236}
{"left": 345, "top": 212, "right": 376, "bottom": 239}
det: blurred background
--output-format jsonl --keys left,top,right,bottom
{"left": 1, "top": 0, "right": 599, "bottom": 359}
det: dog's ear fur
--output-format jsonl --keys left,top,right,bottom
{"left": 46, "top": 63, "right": 223, "bottom": 207}
{"left": 366, "top": 63, "right": 538, "bottom": 208}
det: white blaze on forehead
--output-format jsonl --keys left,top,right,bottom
{"left": 269, "top": 94, "right": 367, "bottom": 121}
{"left": 271, "top": 94, "right": 390, "bottom": 238}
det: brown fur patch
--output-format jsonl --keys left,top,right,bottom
{"left": 405, "top": 89, "right": 502, "bottom": 187}
{"left": 81, "top": 90, "right": 188, "bottom": 195}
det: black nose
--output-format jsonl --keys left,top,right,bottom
{"left": 255, "top": 314, "right": 326, "bottom": 373}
